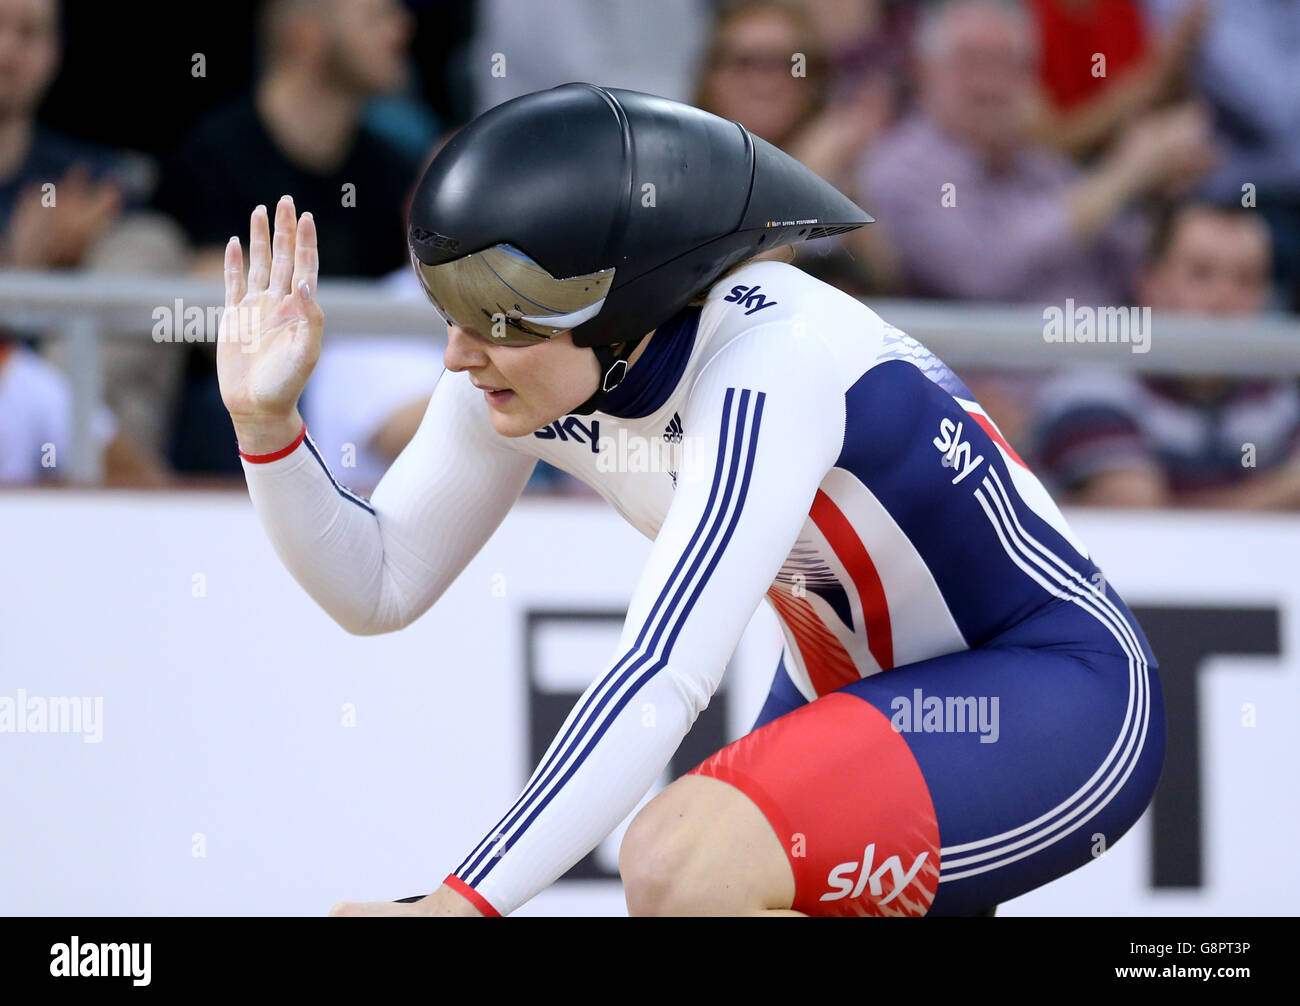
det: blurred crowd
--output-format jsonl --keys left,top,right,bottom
{"left": 2, "top": 0, "right": 1299, "bottom": 509}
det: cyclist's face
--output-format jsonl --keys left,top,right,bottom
{"left": 442, "top": 324, "right": 601, "bottom": 438}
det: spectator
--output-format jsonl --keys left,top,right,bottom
{"left": 0, "top": 337, "right": 162, "bottom": 485}
{"left": 1025, "top": 0, "right": 1206, "bottom": 161}
{"left": 469, "top": 0, "right": 710, "bottom": 117}
{"left": 0, "top": 0, "right": 174, "bottom": 484}
{"left": 61, "top": 213, "right": 192, "bottom": 469}
{"left": 0, "top": 0, "right": 127, "bottom": 268}
{"left": 695, "top": 0, "right": 899, "bottom": 294}
{"left": 154, "top": 0, "right": 419, "bottom": 277}
{"left": 151, "top": 0, "right": 424, "bottom": 475}
{"left": 801, "top": 0, "right": 920, "bottom": 106}
{"left": 1031, "top": 202, "right": 1300, "bottom": 509}
{"left": 1143, "top": 0, "right": 1300, "bottom": 310}
{"left": 859, "top": 0, "right": 1215, "bottom": 307}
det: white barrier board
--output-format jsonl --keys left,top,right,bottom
{"left": 0, "top": 493, "right": 1294, "bottom": 916}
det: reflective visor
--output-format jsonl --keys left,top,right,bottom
{"left": 410, "top": 243, "right": 615, "bottom": 346}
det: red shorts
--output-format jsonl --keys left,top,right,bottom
{"left": 686, "top": 692, "right": 941, "bottom": 917}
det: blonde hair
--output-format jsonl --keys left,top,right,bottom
{"left": 687, "top": 244, "right": 798, "bottom": 306}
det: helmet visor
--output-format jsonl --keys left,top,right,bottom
{"left": 410, "top": 243, "right": 615, "bottom": 347}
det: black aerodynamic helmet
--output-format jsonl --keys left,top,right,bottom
{"left": 407, "top": 82, "right": 872, "bottom": 413}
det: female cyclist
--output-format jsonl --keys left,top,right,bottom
{"left": 219, "top": 83, "right": 1165, "bottom": 918}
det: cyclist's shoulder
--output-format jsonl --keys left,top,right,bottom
{"left": 692, "top": 260, "right": 892, "bottom": 384}
{"left": 702, "top": 259, "right": 883, "bottom": 330}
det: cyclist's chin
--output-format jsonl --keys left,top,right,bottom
{"left": 488, "top": 397, "right": 543, "bottom": 439}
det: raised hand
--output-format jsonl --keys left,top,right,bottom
{"left": 218, "top": 195, "right": 324, "bottom": 449}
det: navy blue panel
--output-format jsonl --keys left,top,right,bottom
{"left": 837, "top": 360, "right": 1105, "bottom": 647}
{"left": 599, "top": 306, "right": 700, "bottom": 419}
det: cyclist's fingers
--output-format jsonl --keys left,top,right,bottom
{"left": 268, "top": 194, "right": 297, "bottom": 298}
{"left": 291, "top": 211, "right": 318, "bottom": 301}
{"left": 247, "top": 204, "right": 271, "bottom": 294}
{"left": 224, "top": 235, "right": 245, "bottom": 308}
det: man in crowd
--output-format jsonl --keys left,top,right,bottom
{"left": 152, "top": 0, "right": 422, "bottom": 474}
{"left": 1031, "top": 202, "right": 1300, "bottom": 509}
{"left": 860, "top": 0, "right": 1215, "bottom": 306}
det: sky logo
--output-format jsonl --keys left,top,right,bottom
{"left": 534, "top": 417, "right": 601, "bottom": 453}
{"left": 724, "top": 284, "right": 779, "bottom": 316}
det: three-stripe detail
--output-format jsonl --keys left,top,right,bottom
{"left": 454, "top": 387, "right": 767, "bottom": 889}
{"left": 941, "top": 465, "right": 1152, "bottom": 881}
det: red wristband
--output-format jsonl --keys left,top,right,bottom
{"left": 443, "top": 873, "right": 502, "bottom": 917}
{"left": 238, "top": 421, "right": 307, "bottom": 463}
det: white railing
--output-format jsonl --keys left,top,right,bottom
{"left": 2, "top": 268, "right": 1298, "bottom": 482}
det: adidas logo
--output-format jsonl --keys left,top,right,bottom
{"left": 664, "top": 412, "right": 683, "bottom": 488}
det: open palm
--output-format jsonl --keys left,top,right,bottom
{"left": 218, "top": 196, "right": 324, "bottom": 424}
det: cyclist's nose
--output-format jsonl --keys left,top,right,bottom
{"left": 443, "top": 324, "right": 490, "bottom": 372}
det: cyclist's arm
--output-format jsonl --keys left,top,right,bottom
{"left": 240, "top": 366, "right": 537, "bottom": 634}
{"left": 443, "top": 321, "right": 846, "bottom": 915}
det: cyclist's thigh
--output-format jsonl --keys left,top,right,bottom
{"left": 687, "top": 639, "right": 1164, "bottom": 916}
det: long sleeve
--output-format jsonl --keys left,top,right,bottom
{"left": 240, "top": 366, "right": 537, "bottom": 634}
{"left": 445, "top": 321, "right": 847, "bottom": 915}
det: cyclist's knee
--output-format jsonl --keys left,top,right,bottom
{"left": 619, "top": 791, "right": 708, "bottom": 916}
{"left": 619, "top": 775, "right": 792, "bottom": 916}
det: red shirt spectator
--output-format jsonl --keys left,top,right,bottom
{"left": 1028, "top": 0, "right": 1149, "bottom": 111}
